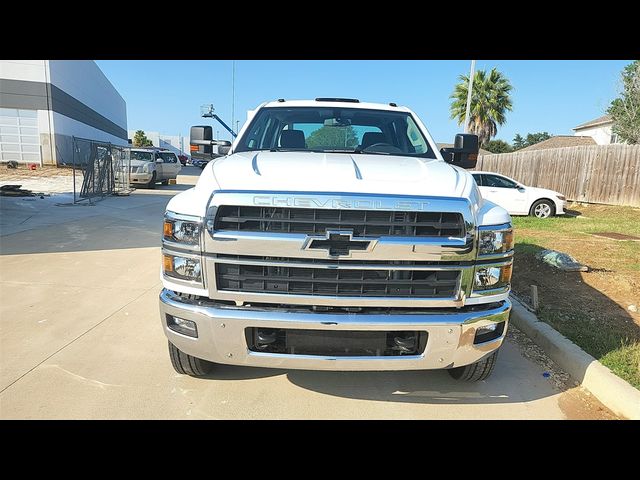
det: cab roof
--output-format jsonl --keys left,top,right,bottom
{"left": 261, "top": 98, "right": 411, "bottom": 113}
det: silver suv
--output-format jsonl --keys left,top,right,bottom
{"left": 129, "top": 148, "right": 181, "bottom": 188}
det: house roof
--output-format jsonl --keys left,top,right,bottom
{"left": 573, "top": 114, "right": 612, "bottom": 130}
{"left": 436, "top": 143, "right": 491, "bottom": 156}
{"left": 518, "top": 135, "right": 596, "bottom": 152}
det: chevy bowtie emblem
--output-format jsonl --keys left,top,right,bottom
{"left": 302, "top": 230, "right": 377, "bottom": 257}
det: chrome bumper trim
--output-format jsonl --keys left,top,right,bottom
{"left": 160, "top": 289, "right": 511, "bottom": 371}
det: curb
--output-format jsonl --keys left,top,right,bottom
{"left": 509, "top": 296, "right": 640, "bottom": 420}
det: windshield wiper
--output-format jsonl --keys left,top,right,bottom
{"left": 350, "top": 148, "right": 390, "bottom": 155}
{"left": 268, "top": 148, "right": 325, "bottom": 153}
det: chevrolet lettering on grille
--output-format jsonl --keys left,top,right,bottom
{"left": 302, "top": 230, "right": 377, "bottom": 257}
{"left": 253, "top": 195, "right": 430, "bottom": 211}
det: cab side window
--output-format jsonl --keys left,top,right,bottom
{"left": 483, "top": 174, "right": 517, "bottom": 188}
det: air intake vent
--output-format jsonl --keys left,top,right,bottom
{"left": 214, "top": 206, "right": 466, "bottom": 238}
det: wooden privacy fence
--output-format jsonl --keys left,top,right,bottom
{"left": 475, "top": 144, "right": 640, "bottom": 207}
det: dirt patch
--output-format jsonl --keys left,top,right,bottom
{"left": 0, "top": 164, "right": 75, "bottom": 179}
{"left": 592, "top": 232, "right": 640, "bottom": 241}
{"left": 557, "top": 387, "right": 619, "bottom": 420}
{"left": 0, "top": 165, "right": 80, "bottom": 194}
{"left": 513, "top": 244, "right": 640, "bottom": 331}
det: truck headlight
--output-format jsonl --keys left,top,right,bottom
{"left": 163, "top": 216, "right": 201, "bottom": 245}
{"left": 474, "top": 263, "right": 512, "bottom": 291}
{"left": 141, "top": 163, "right": 149, "bottom": 173}
{"left": 163, "top": 254, "right": 202, "bottom": 282}
{"left": 478, "top": 225, "right": 514, "bottom": 256}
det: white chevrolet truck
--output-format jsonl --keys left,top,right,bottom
{"left": 160, "top": 98, "right": 513, "bottom": 381}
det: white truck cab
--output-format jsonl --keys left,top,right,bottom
{"left": 160, "top": 98, "right": 513, "bottom": 381}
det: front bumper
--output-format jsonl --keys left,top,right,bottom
{"left": 556, "top": 199, "right": 566, "bottom": 215}
{"left": 159, "top": 289, "right": 511, "bottom": 371}
{"left": 129, "top": 172, "right": 153, "bottom": 184}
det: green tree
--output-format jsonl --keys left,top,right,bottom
{"left": 525, "top": 132, "right": 552, "bottom": 146}
{"left": 512, "top": 131, "right": 553, "bottom": 150}
{"left": 608, "top": 60, "right": 640, "bottom": 144}
{"left": 133, "top": 130, "right": 153, "bottom": 147}
{"left": 449, "top": 68, "right": 513, "bottom": 146}
{"left": 306, "top": 126, "right": 358, "bottom": 149}
{"left": 484, "top": 139, "right": 512, "bottom": 154}
{"left": 512, "top": 133, "right": 527, "bottom": 150}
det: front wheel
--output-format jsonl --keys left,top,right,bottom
{"left": 530, "top": 199, "right": 555, "bottom": 218}
{"left": 168, "top": 341, "right": 214, "bottom": 376}
{"left": 147, "top": 171, "right": 157, "bottom": 189}
{"left": 448, "top": 350, "right": 499, "bottom": 381}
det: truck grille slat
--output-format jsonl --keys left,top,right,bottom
{"left": 214, "top": 206, "right": 465, "bottom": 238}
{"left": 215, "top": 262, "right": 460, "bottom": 298}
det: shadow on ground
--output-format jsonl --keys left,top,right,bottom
{"left": 193, "top": 338, "right": 559, "bottom": 406}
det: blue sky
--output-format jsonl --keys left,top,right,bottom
{"left": 96, "top": 60, "right": 630, "bottom": 144}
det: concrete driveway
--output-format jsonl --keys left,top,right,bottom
{"left": 0, "top": 170, "right": 613, "bottom": 419}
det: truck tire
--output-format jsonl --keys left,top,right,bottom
{"left": 168, "top": 341, "right": 214, "bottom": 376}
{"left": 529, "top": 199, "right": 555, "bottom": 218}
{"left": 147, "top": 172, "right": 157, "bottom": 189}
{"left": 448, "top": 350, "right": 498, "bottom": 381}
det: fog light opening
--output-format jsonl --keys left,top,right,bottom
{"left": 391, "top": 333, "right": 418, "bottom": 353}
{"left": 474, "top": 321, "right": 505, "bottom": 344}
{"left": 167, "top": 315, "right": 198, "bottom": 338}
{"left": 255, "top": 328, "right": 279, "bottom": 350}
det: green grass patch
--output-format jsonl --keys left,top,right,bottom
{"left": 600, "top": 343, "right": 640, "bottom": 389}
{"left": 537, "top": 308, "right": 640, "bottom": 389}
{"left": 512, "top": 205, "right": 640, "bottom": 237}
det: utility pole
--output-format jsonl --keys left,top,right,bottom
{"left": 231, "top": 60, "right": 235, "bottom": 142}
{"left": 464, "top": 59, "right": 476, "bottom": 134}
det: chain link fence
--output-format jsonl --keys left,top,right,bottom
{"left": 72, "top": 137, "right": 132, "bottom": 204}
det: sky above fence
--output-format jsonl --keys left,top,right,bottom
{"left": 96, "top": 60, "right": 630, "bottom": 145}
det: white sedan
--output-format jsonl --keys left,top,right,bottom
{"left": 471, "top": 171, "right": 566, "bottom": 218}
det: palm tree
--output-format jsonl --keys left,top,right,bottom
{"left": 449, "top": 68, "right": 513, "bottom": 146}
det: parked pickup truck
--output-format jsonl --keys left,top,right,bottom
{"left": 160, "top": 98, "right": 513, "bottom": 381}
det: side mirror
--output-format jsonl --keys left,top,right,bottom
{"left": 440, "top": 133, "right": 479, "bottom": 169}
{"left": 155, "top": 157, "right": 163, "bottom": 163}
{"left": 190, "top": 126, "right": 231, "bottom": 159}
{"left": 190, "top": 125, "right": 214, "bottom": 158}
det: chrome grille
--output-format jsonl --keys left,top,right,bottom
{"left": 215, "top": 261, "right": 460, "bottom": 298}
{"left": 214, "top": 206, "right": 465, "bottom": 238}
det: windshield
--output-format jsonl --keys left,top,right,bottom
{"left": 235, "top": 107, "right": 435, "bottom": 158}
{"left": 131, "top": 151, "right": 153, "bottom": 161}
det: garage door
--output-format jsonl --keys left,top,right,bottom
{"left": 0, "top": 108, "right": 41, "bottom": 164}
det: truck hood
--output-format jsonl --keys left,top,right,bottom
{"left": 210, "top": 151, "right": 469, "bottom": 197}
